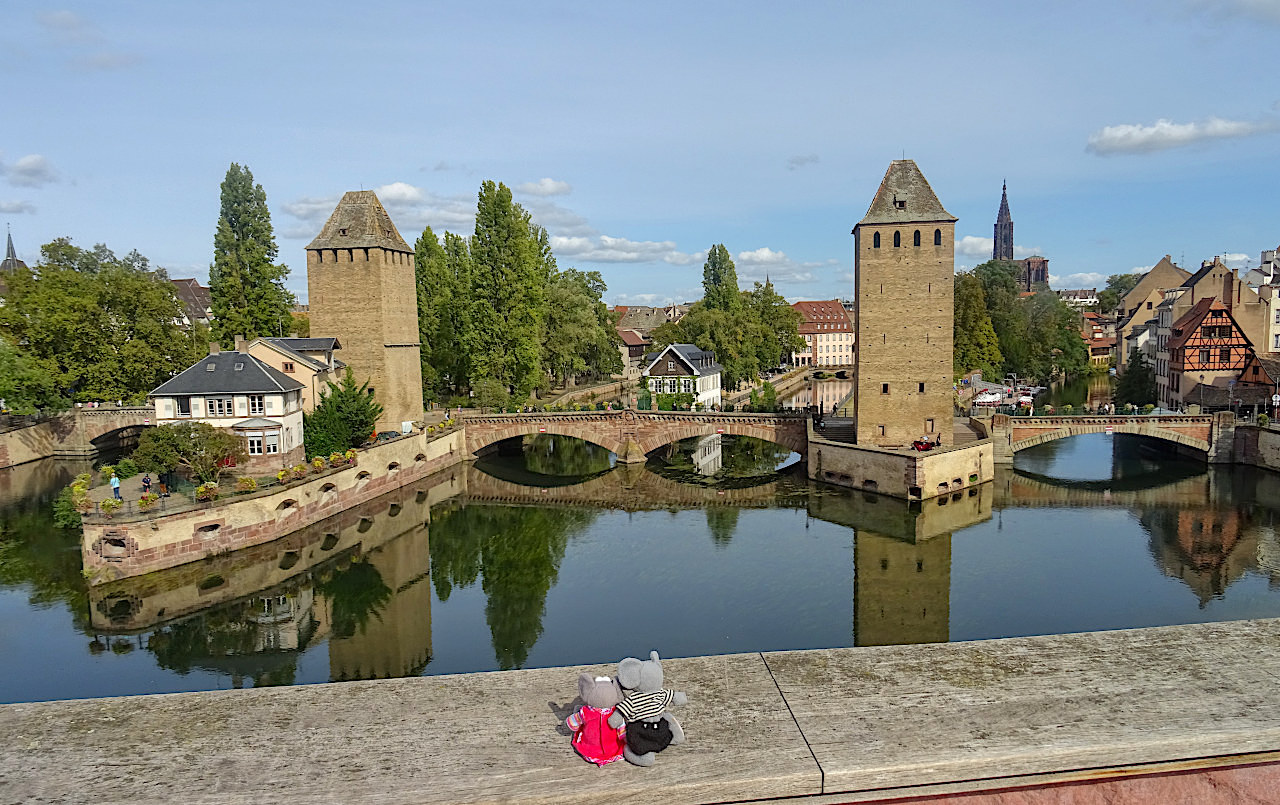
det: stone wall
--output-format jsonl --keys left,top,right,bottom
{"left": 82, "top": 429, "right": 465, "bottom": 585}
{"left": 808, "top": 424, "right": 993, "bottom": 500}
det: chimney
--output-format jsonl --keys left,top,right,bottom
{"left": 208, "top": 342, "right": 220, "bottom": 356}
{"left": 234, "top": 334, "right": 248, "bottom": 353}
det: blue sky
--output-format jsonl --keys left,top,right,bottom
{"left": 3, "top": 1, "right": 1279, "bottom": 307}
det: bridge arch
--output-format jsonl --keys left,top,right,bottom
{"left": 1010, "top": 422, "right": 1209, "bottom": 457}
{"left": 989, "top": 414, "right": 1219, "bottom": 464}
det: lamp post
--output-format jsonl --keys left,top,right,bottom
{"left": 1199, "top": 373, "right": 1205, "bottom": 413}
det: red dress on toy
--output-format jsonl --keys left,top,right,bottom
{"left": 566, "top": 704, "right": 626, "bottom": 766}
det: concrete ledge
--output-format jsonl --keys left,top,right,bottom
{"left": 3, "top": 620, "right": 1280, "bottom": 804}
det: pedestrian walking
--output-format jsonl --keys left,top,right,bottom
{"left": 110, "top": 474, "right": 121, "bottom": 501}
{"left": 141, "top": 474, "right": 151, "bottom": 495}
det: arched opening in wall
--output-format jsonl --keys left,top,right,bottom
{"left": 389, "top": 503, "right": 402, "bottom": 517}
{"left": 320, "top": 532, "right": 340, "bottom": 551}
{"left": 952, "top": 477, "right": 963, "bottom": 488}
{"left": 275, "top": 499, "right": 299, "bottom": 522}
{"left": 914, "top": 230, "right": 921, "bottom": 246}
{"left": 893, "top": 231, "right": 901, "bottom": 247}
{"left": 197, "top": 574, "right": 226, "bottom": 592}
{"left": 415, "top": 489, "right": 428, "bottom": 504}
{"left": 936, "top": 482, "right": 950, "bottom": 494}
{"left": 937, "top": 495, "right": 948, "bottom": 506}
{"left": 100, "top": 537, "right": 128, "bottom": 558}
{"left": 278, "top": 551, "right": 300, "bottom": 570}
{"left": 934, "top": 229, "right": 942, "bottom": 246}
{"left": 356, "top": 470, "right": 372, "bottom": 488}
{"left": 951, "top": 492, "right": 963, "bottom": 502}
{"left": 908, "top": 485, "right": 922, "bottom": 498}
{"left": 320, "top": 483, "right": 337, "bottom": 499}
{"left": 196, "top": 523, "right": 221, "bottom": 536}
{"left": 415, "top": 453, "right": 427, "bottom": 463}
{"left": 873, "top": 232, "right": 881, "bottom": 248}
{"left": 475, "top": 433, "right": 617, "bottom": 486}
{"left": 98, "top": 593, "right": 143, "bottom": 625}
{"left": 862, "top": 479, "right": 878, "bottom": 492}
{"left": 387, "top": 461, "right": 401, "bottom": 474}
{"left": 357, "top": 517, "right": 374, "bottom": 533}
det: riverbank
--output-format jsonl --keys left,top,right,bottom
{"left": 3, "top": 618, "right": 1277, "bottom": 803}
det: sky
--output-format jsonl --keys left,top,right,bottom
{"left": 3, "top": 1, "right": 1279, "bottom": 308}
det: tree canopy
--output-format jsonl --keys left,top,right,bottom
{"left": 208, "top": 163, "right": 295, "bottom": 344}
{"left": 1097, "top": 272, "right": 1143, "bottom": 315}
{"left": 1113, "top": 348, "right": 1157, "bottom": 407}
{"left": 0, "top": 238, "right": 202, "bottom": 405}
{"left": 953, "top": 272, "right": 1003, "bottom": 379}
{"left": 303, "top": 369, "right": 385, "bottom": 458}
{"left": 131, "top": 421, "right": 247, "bottom": 484}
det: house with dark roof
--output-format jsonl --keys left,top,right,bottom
{"left": 149, "top": 345, "right": 306, "bottom": 473}
{"left": 616, "top": 328, "right": 650, "bottom": 379}
{"left": 170, "top": 278, "right": 213, "bottom": 328}
{"left": 245, "top": 336, "right": 344, "bottom": 411}
{"left": 642, "top": 344, "right": 723, "bottom": 409}
{"left": 1166, "top": 297, "right": 1254, "bottom": 410}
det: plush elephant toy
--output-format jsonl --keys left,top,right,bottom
{"left": 565, "top": 673, "right": 627, "bottom": 766}
{"left": 607, "top": 650, "right": 688, "bottom": 766}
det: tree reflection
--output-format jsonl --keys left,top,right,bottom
{"left": 317, "top": 558, "right": 393, "bottom": 638}
{"left": 523, "top": 434, "right": 614, "bottom": 477}
{"left": 650, "top": 435, "right": 796, "bottom": 487}
{"left": 0, "top": 498, "right": 89, "bottom": 630}
{"left": 706, "top": 508, "right": 739, "bottom": 547}
{"left": 430, "top": 503, "right": 594, "bottom": 669}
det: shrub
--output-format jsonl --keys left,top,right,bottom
{"left": 236, "top": 477, "right": 258, "bottom": 493}
{"left": 195, "top": 483, "right": 219, "bottom": 502}
{"left": 345, "top": 449, "right": 358, "bottom": 462}
{"left": 426, "top": 425, "right": 436, "bottom": 434}
{"left": 276, "top": 468, "right": 290, "bottom": 484}
{"left": 291, "top": 464, "right": 308, "bottom": 480}
{"left": 114, "top": 458, "right": 140, "bottom": 479}
{"left": 724, "top": 403, "right": 735, "bottom": 412}
{"left": 99, "top": 498, "right": 122, "bottom": 516}
{"left": 137, "top": 492, "right": 160, "bottom": 510}
{"left": 312, "top": 457, "right": 326, "bottom": 472}
{"left": 1260, "top": 414, "right": 1271, "bottom": 427}
{"left": 52, "top": 488, "right": 83, "bottom": 529}
{"left": 1142, "top": 404, "right": 1156, "bottom": 414}
{"left": 1061, "top": 404, "right": 1073, "bottom": 415}
{"left": 97, "top": 464, "right": 115, "bottom": 480}
{"left": 328, "top": 452, "right": 345, "bottom": 466}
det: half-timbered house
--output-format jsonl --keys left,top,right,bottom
{"left": 1168, "top": 298, "right": 1254, "bottom": 410}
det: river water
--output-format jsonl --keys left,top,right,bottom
{"left": 4, "top": 424, "right": 1280, "bottom": 703}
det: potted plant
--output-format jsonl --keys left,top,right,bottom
{"left": 137, "top": 492, "right": 160, "bottom": 511}
{"left": 328, "top": 452, "right": 345, "bottom": 467}
{"left": 292, "top": 463, "right": 307, "bottom": 480}
{"left": 236, "top": 477, "right": 257, "bottom": 493}
{"left": 344, "top": 448, "right": 358, "bottom": 464}
{"left": 312, "top": 456, "right": 326, "bottom": 473}
{"left": 195, "top": 483, "right": 219, "bottom": 502}
{"left": 276, "top": 468, "right": 290, "bottom": 484}
{"left": 99, "top": 498, "right": 122, "bottom": 517}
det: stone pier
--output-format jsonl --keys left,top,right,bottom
{"left": 3, "top": 619, "right": 1279, "bottom": 804}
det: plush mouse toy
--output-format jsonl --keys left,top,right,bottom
{"left": 565, "top": 673, "right": 627, "bottom": 766}
{"left": 607, "top": 650, "right": 688, "bottom": 767}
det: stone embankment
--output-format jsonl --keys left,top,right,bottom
{"left": 3, "top": 619, "right": 1278, "bottom": 803}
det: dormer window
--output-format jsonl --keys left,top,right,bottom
{"left": 234, "top": 363, "right": 244, "bottom": 371}
{"left": 339, "top": 228, "right": 348, "bottom": 236}
{"left": 893, "top": 196, "right": 906, "bottom": 210}
{"left": 205, "top": 363, "right": 216, "bottom": 372}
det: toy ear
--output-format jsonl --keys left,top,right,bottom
{"left": 649, "top": 650, "right": 661, "bottom": 664}
{"left": 577, "top": 673, "right": 594, "bottom": 699}
{"left": 617, "top": 657, "right": 642, "bottom": 689}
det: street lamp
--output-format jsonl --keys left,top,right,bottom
{"left": 1199, "top": 373, "right": 1205, "bottom": 413}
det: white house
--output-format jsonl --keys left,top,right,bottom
{"left": 642, "top": 344, "right": 723, "bottom": 409}
{"left": 148, "top": 345, "right": 307, "bottom": 474}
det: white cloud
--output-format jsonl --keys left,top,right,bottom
{"left": 734, "top": 246, "right": 835, "bottom": 284}
{"left": 515, "top": 178, "right": 572, "bottom": 197}
{"left": 1050, "top": 272, "right": 1107, "bottom": 289}
{"left": 551, "top": 234, "right": 703, "bottom": 265}
{"left": 37, "top": 10, "right": 96, "bottom": 42}
{"left": 955, "top": 235, "right": 1040, "bottom": 260}
{"left": 0, "top": 200, "right": 36, "bottom": 214}
{"left": 2, "top": 154, "right": 57, "bottom": 188}
{"left": 1220, "top": 252, "right": 1251, "bottom": 269}
{"left": 786, "top": 154, "right": 819, "bottom": 171}
{"left": 1086, "top": 116, "right": 1280, "bottom": 155}
{"left": 280, "top": 182, "right": 475, "bottom": 240}
{"left": 374, "top": 181, "right": 425, "bottom": 204}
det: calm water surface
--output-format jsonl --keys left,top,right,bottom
{"left": 3, "top": 425, "right": 1280, "bottom": 703}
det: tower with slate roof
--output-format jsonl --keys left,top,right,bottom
{"left": 306, "top": 191, "right": 423, "bottom": 432}
{"left": 850, "top": 160, "right": 956, "bottom": 447}
{"left": 993, "top": 181, "right": 1014, "bottom": 262}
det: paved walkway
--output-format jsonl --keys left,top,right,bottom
{"left": 3, "top": 619, "right": 1279, "bottom": 803}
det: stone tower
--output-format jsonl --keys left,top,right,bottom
{"left": 851, "top": 160, "right": 956, "bottom": 447}
{"left": 306, "top": 191, "right": 423, "bottom": 433}
{"left": 992, "top": 181, "right": 1013, "bottom": 261}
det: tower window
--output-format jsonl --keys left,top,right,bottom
{"left": 918, "top": 382, "right": 925, "bottom": 393}
{"left": 873, "top": 232, "right": 880, "bottom": 248}
{"left": 893, "top": 231, "right": 901, "bottom": 248}
{"left": 934, "top": 229, "right": 942, "bottom": 245}
{"left": 881, "top": 383, "right": 889, "bottom": 394}
{"left": 913, "top": 230, "right": 921, "bottom": 247}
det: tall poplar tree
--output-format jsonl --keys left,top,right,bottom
{"left": 209, "top": 163, "right": 294, "bottom": 344}
{"left": 702, "top": 244, "right": 741, "bottom": 313}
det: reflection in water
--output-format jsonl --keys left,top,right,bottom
{"left": 648, "top": 434, "right": 799, "bottom": 486}
{"left": 12, "top": 430, "right": 1280, "bottom": 701}
{"left": 522, "top": 434, "right": 615, "bottom": 477}
{"left": 780, "top": 379, "right": 853, "bottom": 412}
{"left": 1039, "top": 374, "right": 1114, "bottom": 410}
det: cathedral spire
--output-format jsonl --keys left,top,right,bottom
{"left": 992, "top": 181, "right": 1014, "bottom": 261}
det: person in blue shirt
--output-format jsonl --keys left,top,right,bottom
{"left": 110, "top": 474, "right": 121, "bottom": 500}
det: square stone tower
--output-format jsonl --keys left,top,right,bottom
{"left": 306, "top": 191, "right": 423, "bottom": 433}
{"left": 851, "top": 160, "right": 956, "bottom": 447}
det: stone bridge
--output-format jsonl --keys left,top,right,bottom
{"left": 996, "top": 469, "right": 1218, "bottom": 509}
{"left": 461, "top": 461, "right": 787, "bottom": 510}
{"left": 0, "top": 406, "right": 154, "bottom": 468}
{"left": 983, "top": 412, "right": 1236, "bottom": 464}
{"left": 461, "top": 410, "right": 809, "bottom": 463}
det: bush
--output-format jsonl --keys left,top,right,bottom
{"left": 99, "top": 498, "right": 122, "bottom": 516}
{"left": 114, "top": 458, "right": 139, "bottom": 479}
{"left": 329, "top": 452, "right": 345, "bottom": 466}
{"left": 276, "top": 468, "right": 290, "bottom": 484}
{"left": 344, "top": 449, "right": 357, "bottom": 462}
{"left": 137, "top": 492, "right": 160, "bottom": 511}
{"left": 52, "top": 488, "right": 83, "bottom": 529}
{"left": 1061, "top": 404, "right": 1073, "bottom": 415}
{"left": 236, "top": 477, "right": 257, "bottom": 493}
{"left": 1260, "top": 414, "right": 1271, "bottom": 427}
{"left": 312, "top": 457, "right": 326, "bottom": 472}
{"left": 1142, "top": 404, "right": 1156, "bottom": 414}
{"left": 97, "top": 464, "right": 115, "bottom": 480}
{"left": 291, "top": 464, "right": 307, "bottom": 480}
{"left": 195, "top": 483, "right": 219, "bottom": 502}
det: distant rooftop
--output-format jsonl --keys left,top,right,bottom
{"left": 306, "top": 191, "right": 411, "bottom": 252}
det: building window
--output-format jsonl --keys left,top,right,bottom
{"left": 282, "top": 362, "right": 295, "bottom": 373}
{"left": 918, "top": 382, "right": 925, "bottom": 393}
{"left": 265, "top": 433, "right": 279, "bottom": 454}
{"left": 206, "top": 397, "right": 233, "bottom": 417}
{"left": 668, "top": 360, "right": 676, "bottom": 371}
{"left": 682, "top": 378, "right": 693, "bottom": 394}
{"left": 934, "top": 229, "right": 942, "bottom": 245}
{"left": 878, "top": 425, "right": 885, "bottom": 436}
{"left": 881, "top": 383, "right": 889, "bottom": 394}
{"left": 249, "top": 395, "right": 264, "bottom": 415}
{"left": 926, "top": 418, "right": 935, "bottom": 433}
{"left": 873, "top": 232, "right": 880, "bottom": 248}
{"left": 1199, "top": 349, "right": 1210, "bottom": 364}
{"left": 913, "top": 230, "right": 921, "bottom": 247}
{"left": 893, "top": 231, "right": 901, "bottom": 248}
{"left": 1147, "top": 301, "right": 1153, "bottom": 310}
{"left": 1220, "top": 347, "right": 1231, "bottom": 363}
{"left": 247, "top": 434, "right": 263, "bottom": 455}
{"left": 176, "top": 397, "right": 191, "bottom": 416}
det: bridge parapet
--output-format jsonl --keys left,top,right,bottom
{"left": 988, "top": 412, "right": 1233, "bottom": 464}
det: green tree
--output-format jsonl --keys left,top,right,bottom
{"left": 131, "top": 422, "right": 248, "bottom": 484}
{"left": 1097, "top": 272, "right": 1143, "bottom": 315}
{"left": 1023, "top": 292, "right": 1089, "bottom": 381}
{"left": 702, "top": 244, "right": 742, "bottom": 313}
{"left": 543, "top": 268, "right": 622, "bottom": 387}
{"left": 468, "top": 181, "right": 547, "bottom": 403}
{"left": 953, "top": 272, "right": 1003, "bottom": 378}
{"left": 0, "top": 335, "right": 64, "bottom": 413}
{"left": 1113, "top": 348, "right": 1157, "bottom": 407}
{"left": 303, "top": 369, "right": 385, "bottom": 458}
{"left": 0, "top": 238, "right": 201, "bottom": 404}
{"left": 208, "top": 163, "right": 295, "bottom": 343}
{"left": 745, "top": 279, "right": 804, "bottom": 369}
{"left": 414, "top": 226, "right": 446, "bottom": 400}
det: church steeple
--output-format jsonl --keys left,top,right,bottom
{"left": 992, "top": 181, "right": 1014, "bottom": 261}
{"left": 1, "top": 226, "right": 28, "bottom": 273}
